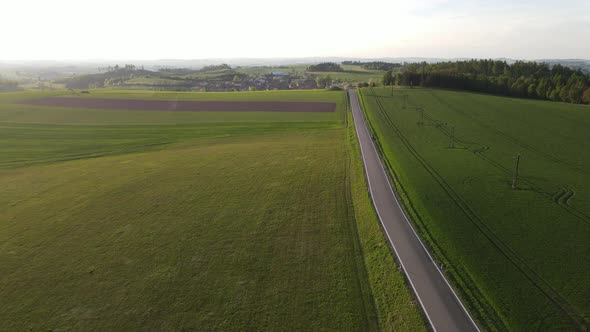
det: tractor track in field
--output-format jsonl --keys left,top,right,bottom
{"left": 420, "top": 91, "right": 590, "bottom": 227}
{"left": 368, "top": 88, "right": 589, "bottom": 330}
{"left": 428, "top": 92, "right": 589, "bottom": 176}
{"left": 553, "top": 188, "right": 575, "bottom": 205}
{"left": 394, "top": 88, "right": 590, "bottom": 228}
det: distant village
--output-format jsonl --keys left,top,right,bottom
{"left": 188, "top": 71, "right": 322, "bottom": 92}
{"left": 54, "top": 64, "right": 349, "bottom": 92}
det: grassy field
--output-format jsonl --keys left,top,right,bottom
{"left": 359, "top": 87, "right": 590, "bottom": 330}
{"left": 0, "top": 89, "right": 423, "bottom": 330}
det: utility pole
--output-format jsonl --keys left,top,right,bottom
{"left": 416, "top": 107, "right": 424, "bottom": 126}
{"left": 421, "top": 62, "right": 426, "bottom": 86}
{"left": 512, "top": 153, "right": 521, "bottom": 190}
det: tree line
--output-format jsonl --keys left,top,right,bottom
{"left": 307, "top": 63, "right": 343, "bottom": 72}
{"left": 0, "top": 79, "right": 19, "bottom": 92}
{"left": 98, "top": 64, "right": 144, "bottom": 73}
{"left": 59, "top": 65, "right": 154, "bottom": 89}
{"left": 383, "top": 59, "right": 590, "bottom": 104}
{"left": 361, "top": 61, "right": 401, "bottom": 71}
{"left": 343, "top": 61, "right": 402, "bottom": 71}
{"left": 0, "top": 74, "right": 20, "bottom": 91}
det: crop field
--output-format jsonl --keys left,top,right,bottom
{"left": 359, "top": 87, "right": 590, "bottom": 330}
{"left": 20, "top": 97, "right": 337, "bottom": 113}
{"left": 0, "top": 89, "right": 424, "bottom": 330}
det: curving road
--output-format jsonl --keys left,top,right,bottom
{"left": 349, "top": 89, "right": 479, "bottom": 332}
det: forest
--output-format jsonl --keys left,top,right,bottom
{"left": 0, "top": 78, "right": 20, "bottom": 91}
{"left": 384, "top": 60, "right": 590, "bottom": 104}
{"left": 306, "top": 63, "right": 343, "bottom": 72}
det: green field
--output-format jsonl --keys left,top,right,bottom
{"left": 0, "top": 89, "right": 424, "bottom": 330}
{"left": 359, "top": 87, "right": 590, "bottom": 330}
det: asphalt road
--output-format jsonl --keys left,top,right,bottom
{"left": 349, "top": 89, "right": 479, "bottom": 332}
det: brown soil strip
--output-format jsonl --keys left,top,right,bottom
{"left": 19, "top": 97, "right": 336, "bottom": 113}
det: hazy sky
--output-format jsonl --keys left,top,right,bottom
{"left": 2, "top": 0, "right": 589, "bottom": 60}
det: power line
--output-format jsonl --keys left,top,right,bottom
{"left": 416, "top": 107, "right": 424, "bottom": 126}
{"left": 449, "top": 125, "right": 455, "bottom": 148}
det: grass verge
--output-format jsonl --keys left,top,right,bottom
{"left": 346, "top": 106, "right": 426, "bottom": 331}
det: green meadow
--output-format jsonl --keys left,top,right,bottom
{"left": 0, "top": 89, "right": 424, "bottom": 330}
